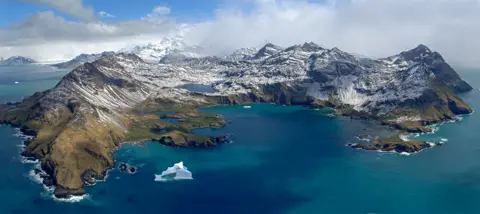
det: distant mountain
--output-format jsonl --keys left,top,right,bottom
{"left": 120, "top": 36, "right": 203, "bottom": 63}
{"left": 0, "top": 56, "right": 37, "bottom": 66}
{"left": 52, "top": 51, "right": 115, "bottom": 69}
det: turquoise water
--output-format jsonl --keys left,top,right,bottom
{"left": 1, "top": 68, "right": 480, "bottom": 213}
{"left": 0, "top": 65, "right": 69, "bottom": 103}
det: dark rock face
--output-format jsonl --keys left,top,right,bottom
{"left": 81, "top": 169, "right": 103, "bottom": 185}
{"left": 398, "top": 44, "right": 472, "bottom": 93}
{"left": 214, "top": 135, "right": 230, "bottom": 144}
{"left": 53, "top": 186, "right": 86, "bottom": 199}
{"left": 431, "top": 62, "right": 472, "bottom": 93}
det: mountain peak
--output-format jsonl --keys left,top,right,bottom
{"left": 405, "top": 44, "right": 432, "bottom": 54}
{"left": 397, "top": 44, "right": 437, "bottom": 62}
{"left": 301, "top": 42, "right": 322, "bottom": 52}
{"left": 264, "top": 43, "right": 279, "bottom": 48}
{"left": 253, "top": 43, "right": 283, "bottom": 60}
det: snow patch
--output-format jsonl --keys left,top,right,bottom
{"left": 390, "top": 116, "right": 422, "bottom": 123}
{"left": 336, "top": 85, "right": 366, "bottom": 109}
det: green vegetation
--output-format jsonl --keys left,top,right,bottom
{"left": 125, "top": 111, "right": 227, "bottom": 147}
{"left": 154, "top": 130, "right": 216, "bottom": 148}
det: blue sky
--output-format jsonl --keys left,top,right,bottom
{"left": 0, "top": 0, "right": 250, "bottom": 27}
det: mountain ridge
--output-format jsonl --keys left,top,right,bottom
{"left": 51, "top": 51, "right": 115, "bottom": 69}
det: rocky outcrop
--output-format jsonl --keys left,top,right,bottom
{"left": 154, "top": 131, "right": 218, "bottom": 148}
{"left": 351, "top": 139, "right": 431, "bottom": 153}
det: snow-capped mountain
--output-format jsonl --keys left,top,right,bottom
{"left": 22, "top": 42, "right": 472, "bottom": 120}
{"left": 0, "top": 56, "right": 37, "bottom": 66}
{"left": 52, "top": 51, "right": 115, "bottom": 69}
{"left": 121, "top": 36, "right": 203, "bottom": 63}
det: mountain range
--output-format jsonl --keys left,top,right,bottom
{"left": 0, "top": 41, "right": 472, "bottom": 199}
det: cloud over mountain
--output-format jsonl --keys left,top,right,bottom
{"left": 2, "top": 0, "right": 480, "bottom": 68}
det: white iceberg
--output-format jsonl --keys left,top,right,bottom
{"left": 243, "top": 106, "right": 252, "bottom": 109}
{"left": 14, "top": 81, "right": 19, "bottom": 84}
{"left": 155, "top": 161, "right": 193, "bottom": 182}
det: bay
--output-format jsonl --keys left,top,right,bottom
{"left": 1, "top": 67, "right": 480, "bottom": 214}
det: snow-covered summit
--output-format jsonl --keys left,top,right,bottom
{"left": 121, "top": 36, "right": 203, "bottom": 63}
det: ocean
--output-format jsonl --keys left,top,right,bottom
{"left": 1, "top": 66, "right": 480, "bottom": 214}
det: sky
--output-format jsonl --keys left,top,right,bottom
{"left": 1, "top": 0, "right": 480, "bottom": 68}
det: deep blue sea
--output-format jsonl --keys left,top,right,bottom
{"left": 2, "top": 66, "right": 480, "bottom": 214}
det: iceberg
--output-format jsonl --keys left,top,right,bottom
{"left": 155, "top": 161, "right": 193, "bottom": 182}
{"left": 243, "top": 106, "right": 252, "bottom": 109}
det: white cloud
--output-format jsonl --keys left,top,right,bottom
{"left": 0, "top": 11, "right": 179, "bottom": 60}
{"left": 3, "top": 0, "right": 480, "bottom": 68}
{"left": 185, "top": 0, "right": 480, "bottom": 68}
{"left": 143, "top": 6, "right": 171, "bottom": 21}
{"left": 153, "top": 6, "right": 171, "bottom": 15}
{"left": 99, "top": 11, "right": 115, "bottom": 18}
{"left": 23, "top": 0, "right": 96, "bottom": 22}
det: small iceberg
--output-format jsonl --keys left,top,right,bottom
{"left": 155, "top": 161, "right": 193, "bottom": 182}
{"left": 399, "top": 152, "right": 411, "bottom": 156}
{"left": 243, "top": 106, "right": 252, "bottom": 109}
{"left": 14, "top": 81, "right": 19, "bottom": 84}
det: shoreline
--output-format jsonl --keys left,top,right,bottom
{"left": 3, "top": 102, "right": 473, "bottom": 201}
{"left": 347, "top": 113, "right": 467, "bottom": 155}
{"left": 9, "top": 127, "right": 92, "bottom": 203}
